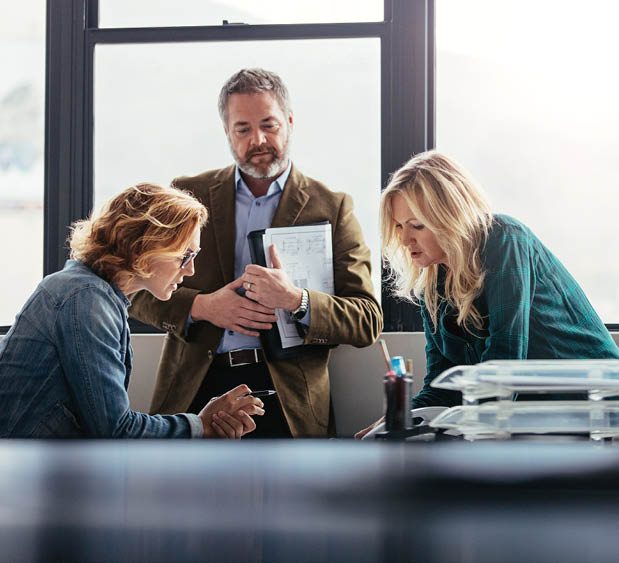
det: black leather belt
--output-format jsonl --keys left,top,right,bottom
{"left": 212, "top": 348, "right": 265, "bottom": 368}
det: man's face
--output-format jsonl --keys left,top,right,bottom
{"left": 225, "top": 91, "right": 293, "bottom": 179}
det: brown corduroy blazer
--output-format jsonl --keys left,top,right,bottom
{"left": 129, "top": 164, "right": 383, "bottom": 437}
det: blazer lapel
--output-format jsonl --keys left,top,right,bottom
{"left": 209, "top": 168, "right": 236, "bottom": 283}
{"left": 271, "top": 164, "right": 310, "bottom": 227}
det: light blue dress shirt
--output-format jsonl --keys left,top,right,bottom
{"left": 217, "top": 161, "right": 309, "bottom": 354}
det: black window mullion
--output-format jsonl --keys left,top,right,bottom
{"left": 42, "top": 0, "right": 433, "bottom": 335}
{"left": 45, "top": 0, "right": 90, "bottom": 277}
{"left": 38, "top": 0, "right": 617, "bottom": 336}
{"left": 86, "top": 21, "right": 390, "bottom": 44}
{"left": 426, "top": 0, "right": 435, "bottom": 150}
{"left": 382, "top": 0, "right": 434, "bottom": 332}
{"left": 87, "top": 0, "right": 99, "bottom": 29}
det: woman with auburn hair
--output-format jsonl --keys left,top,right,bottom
{"left": 0, "top": 183, "right": 264, "bottom": 439}
{"left": 357, "top": 151, "right": 618, "bottom": 437}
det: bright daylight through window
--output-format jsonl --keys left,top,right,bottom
{"left": 98, "top": 0, "right": 383, "bottom": 27}
{"left": 0, "top": 0, "right": 45, "bottom": 327}
{"left": 94, "top": 38, "right": 382, "bottom": 294}
{"left": 436, "top": 0, "right": 619, "bottom": 323}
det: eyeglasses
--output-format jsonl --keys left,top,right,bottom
{"left": 179, "top": 248, "right": 200, "bottom": 269}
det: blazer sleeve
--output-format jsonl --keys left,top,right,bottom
{"left": 129, "top": 286, "right": 201, "bottom": 341}
{"left": 303, "top": 193, "right": 383, "bottom": 347}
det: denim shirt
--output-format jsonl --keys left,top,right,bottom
{"left": 0, "top": 260, "right": 203, "bottom": 438}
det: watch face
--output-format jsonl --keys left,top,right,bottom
{"left": 292, "top": 306, "right": 306, "bottom": 320}
{"left": 291, "top": 290, "right": 308, "bottom": 320}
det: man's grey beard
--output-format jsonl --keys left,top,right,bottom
{"left": 228, "top": 134, "right": 292, "bottom": 180}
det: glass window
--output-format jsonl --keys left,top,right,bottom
{"left": 0, "top": 1, "right": 45, "bottom": 327}
{"left": 93, "top": 38, "right": 382, "bottom": 294}
{"left": 98, "top": 0, "right": 384, "bottom": 28}
{"left": 436, "top": 0, "right": 619, "bottom": 323}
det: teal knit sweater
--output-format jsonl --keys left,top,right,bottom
{"left": 413, "top": 214, "right": 619, "bottom": 408}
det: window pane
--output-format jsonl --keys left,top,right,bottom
{"left": 0, "top": 1, "right": 45, "bottom": 327}
{"left": 94, "top": 39, "right": 382, "bottom": 296}
{"left": 436, "top": 0, "right": 619, "bottom": 323}
{"left": 99, "top": 0, "right": 383, "bottom": 27}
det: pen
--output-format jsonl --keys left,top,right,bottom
{"left": 243, "top": 390, "right": 277, "bottom": 398}
{"left": 378, "top": 339, "right": 392, "bottom": 371}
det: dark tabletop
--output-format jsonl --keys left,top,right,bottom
{"left": 2, "top": 439, "right": 619, "bottom": 563}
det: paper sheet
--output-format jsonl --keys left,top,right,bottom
{"left": 263, "top": 223, "right": 334, "bottom": 348}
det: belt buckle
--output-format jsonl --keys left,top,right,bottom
{"left": 228, "top": 348, "right": 259, "bottom": 368}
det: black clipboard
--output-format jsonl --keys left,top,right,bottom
{"left": 247, "top": 224, "right": 330, "bottom": 362}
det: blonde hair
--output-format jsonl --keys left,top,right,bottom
{"left": 69, "top": 183, "right": 208, "bottom": 286}
{"left": 380, "top": 151, "right": 493, "bottom": 333}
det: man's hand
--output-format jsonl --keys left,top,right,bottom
{"left": 190, "top": 278, "right": 278, "bottom": 337}
{"left": 242, "top": 245, "right": 303, "bottom": 311}
{"left": 198, "top": 384, "right": 265, "bottom": 439}
{"left": 354, "top": 415, "right": 385, "bottom": 439}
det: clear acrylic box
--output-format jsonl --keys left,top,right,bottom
{"left": 427, "top": 360, "right": 619, "bottom": 441}
{"left": 430, "top": 359, "right": 619, "bottom": 403}
{"left": 429, "top": 400, "right": 619, "bottom": 441}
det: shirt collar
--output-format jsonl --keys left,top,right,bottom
{"left": 234, "top": 160, "right": 292, "bottom": 198}
{"left": 67, "top": 259, "right": 131, "bottom": 308}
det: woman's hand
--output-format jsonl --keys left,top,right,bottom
{"left": 198, "top": 384, "right": 265, "bottom": 439}
{"left": 354, "top": 415, "right": 385, "bottom": 439}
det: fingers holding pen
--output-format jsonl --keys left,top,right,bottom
{"left": 217, "top": 385, "right": 265, "bottom": 411}
{"left": 212, "top": 411, "right": 244, "bottom": 439}
{"left": 211, "top": 406, "right": 262, "bottom": 438}
{"left": 235, "top": 410, "right": 258, "bottom": 434}
{"left": 199, "top": 384, "right": 264, "bottom": 438}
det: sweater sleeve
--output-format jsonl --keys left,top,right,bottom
{"left": 479, "top": 223, "right": 533, "bottom": 361}
{"left": 411, "top": 308, "right": 462, "bottom": 409}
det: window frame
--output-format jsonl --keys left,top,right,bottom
{"left": 2, "top": 2, "right": 614, "bottom": 334}
{"left": 36, "top": 0, "right": 435, "bottom": 335}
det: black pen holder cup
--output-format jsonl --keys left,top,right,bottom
{"left": 384, "top": 375, "right": 413, "bottom": 431}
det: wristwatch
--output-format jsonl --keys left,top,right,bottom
{"left": 289, "top": 288, "right": 309, "bottom": 321}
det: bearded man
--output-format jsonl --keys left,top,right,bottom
{"left": 129, "top": 68, "right": 383, "bottom": 438}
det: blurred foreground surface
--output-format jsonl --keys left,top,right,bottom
{"left": 2, "top": 439, "right": 619, "bottom": 562}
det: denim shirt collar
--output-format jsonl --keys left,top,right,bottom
{"left": 66, "top": 259, "right": 131, "bottom": 309}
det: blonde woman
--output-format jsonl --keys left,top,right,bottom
{"left": 356, "top": 151, "right": 618, "bottom": 437}
{"left": 0, "top": 184, "right": 264, "bottom": 439}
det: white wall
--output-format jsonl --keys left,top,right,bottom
{"left": 2, "top": 332, "right": 618, "bottom": 437}
{"left": 128, "top": 332, "right": 619, "bottom": 437}
{"left": 128, "top": 332, "right": 428, "bottom": 437}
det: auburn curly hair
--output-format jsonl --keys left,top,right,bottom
{"left": 69, "top": 183, "right": 208, "bottom": 286}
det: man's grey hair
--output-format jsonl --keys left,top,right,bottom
{"left": 218, "top": 68, "right": 291, "bottom": 124}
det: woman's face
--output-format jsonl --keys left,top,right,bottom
{"left": 141, "top": 225, "right": 201, "bottom": 301}
{"left": 391, "top": 193, "right": 447, "bottom": 268}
